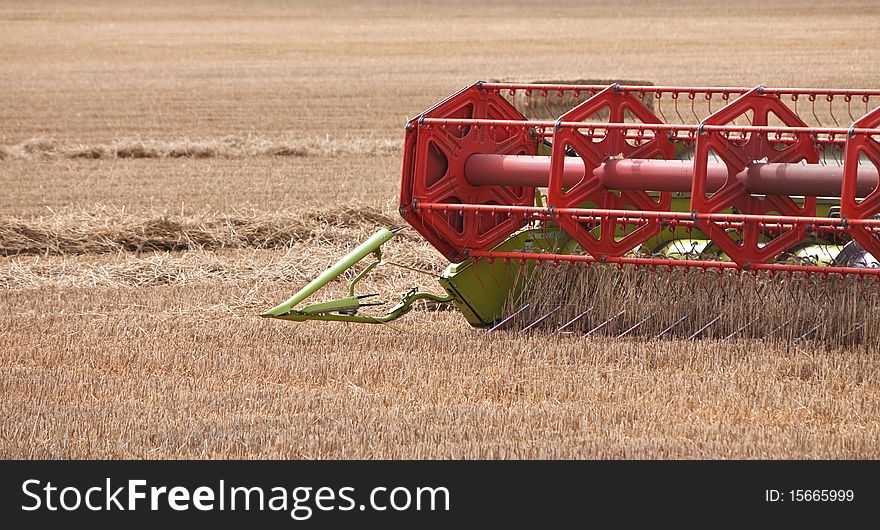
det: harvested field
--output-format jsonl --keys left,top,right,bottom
{"left": 1, "top": 0, "right": 879, "bottom": 459}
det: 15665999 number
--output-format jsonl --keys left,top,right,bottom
{"left": 789, "top": 490, "right": 854, "bottom": 502}
{"left": 766, "top": 489, "right": 855, "bottom": 502}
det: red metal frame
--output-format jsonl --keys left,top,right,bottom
{"left": 400, "top": 83, "right": 535, "bottom": 262}
{"left": 548, "top": 85, "right": 674, "bottom": 257}
{"left": 690, "top": 87, "right": 819, "bottom": 266}
{"left": 401, "top": 82, "right": 880, "bottom": 276}
{"left": 468, "top": 250, "right": 880, "bottom": 278}
{"left": 841, "top": 105, "right": 880, "bottom": 259}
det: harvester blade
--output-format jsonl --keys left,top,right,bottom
{"left": 724, "top": 316, "right": 760, "bottom": 340}
{"left": 795, "top": 323, "right": 822, "bottom": 342}
{"left": 616, "top": 314, "right": 653, "bottom": 339}
{"left": 522, "top": 306, "right": 561, "bottom": 332}
{"left": 488, "top": 304, "right": 531, "bottom": 333}
{"left": 584, "top": 310, "right": 625, "bottom": 338}
{"left": 556, "top": 306, "right": 595, "bottom": 333}
{"left": 655, "top": 315, "right": 689, "bottom": 339}
{"left": 499, "top": 256, "right": 880, "bottom": 346}
{"left": 839, "top": 323, "right": 865, "bottom": 343}
{"left": 687, "top": 314, "right": 721, "bottom": 340}
{"left": 768, "top": 318, "right": 793, "bottom": 338}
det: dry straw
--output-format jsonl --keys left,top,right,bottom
{"left": 0, "top": 206, "right": 406, "bottom": 257}
{"left": 501, "top": 263, "right": 880, "bottom": 348}
{"left": 0, "top": 135, "right": 401, "bottom": 161}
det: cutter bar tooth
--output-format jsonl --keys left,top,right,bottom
{"left": 617, "top": 314, "right": 652, "bottom": 339}
{"left": 522, "top": 306, "right": 561, "bottom": 332}
{"left": 488, "top": 304, "right": 531, "bottom": 333}
{"left": 688, "top": 314, "right": 722, "bottom": 340}
{"left": 584, "top": 310, "right": 625, "bottom": 337}
{"left": 557, "top": 306, "right": 595, "bottom": 333}
{"left": 656, "top": 315, "right": 689, "bottom": 339}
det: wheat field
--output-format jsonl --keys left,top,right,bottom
{"left": 1, "top": 0, "right": 879, "bottom": 459}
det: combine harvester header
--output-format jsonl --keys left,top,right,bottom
{"left": 263, "top": 82, "right": 880, "bottom": 344}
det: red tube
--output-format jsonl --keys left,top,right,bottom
{"left": 595, "top": 159, "right": 727, "bottom": 193}
{"left": 464, "top": 154, "right": 879, "bottom": 198}
{"left": 740, "top": 163, "right": 877, "bottom": 197}
{"left": 464, "top": 153, "right": 584, "bottom": 188}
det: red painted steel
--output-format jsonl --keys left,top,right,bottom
{"left": 464, "top": 155, "right": 880, "bottom": 197}
{"left": 420, "top": 117, "right": 880, "bottom": 137}
{"left": 480, "top": 82, "right": 880, "bottom": 98}
{"left": 689, "top": 87, "right": 820, "bottom": 266}
{"left": 400, "top": 82, "right": 880, "bottom": 275}
{"left": 841, "top": 105, "right": 880, "bottom": 259}
{"left": 399, "top": 83, "right": 536, "bottom": 262}
{"left": 547, "top": 86, "right": 674, "bottom": 257}
{"left": 470, "top": 250, "right": 880, "bottom": 277}
{"left": 415, "top": 203, "right": 880, "bottom": 228}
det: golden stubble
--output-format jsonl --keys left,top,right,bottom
{"left": 1, "top": 0, "right": 878, "bottom": 459}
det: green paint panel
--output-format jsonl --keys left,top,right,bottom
{"left": 438, "top": 229, "right": 574, "bottom": 326}
{"left": 261, "top": 141, "right": 850, "bottom": 327}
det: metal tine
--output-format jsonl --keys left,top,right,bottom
{"left": 584, "top": 310, "right": 625, "bottom": 338}
{"left": 767, "top": 318, "right": 793, "bottom": 338}
{"left": 687, "top": 314, "right": 722, "bottom": 340}
{"left": 556, "top": 305, "right": 595, "bottom": 333}
{"left": 521, "top": 306, "right": 561, "bottom": 332}
{"left": 839, "top": 323, "right": 865, "bottom": 343}
{"left": 616, "top": 314, "right": 653, "bottom": 339}
{"left": 655, "top": 315, "right": 689, "bottom": 339}
{"left": 795, "top": 323, "right": 822, "bottom": 342}
{"left": 725, "top": 316, "right": 760, "bottom": 340}
{"left": 829, "top": 95, "right": 840, "bottom": 127}
{"left": 487, "top": 304, "right": 530, "bottom": 333}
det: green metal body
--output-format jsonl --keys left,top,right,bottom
{"left": 261, "top": 207, "right": 846, "bottom": 326}
{"left": 260, "top": 228, "right": 453, "bottom": 323}
{"left": 261, "top": 146, "right": 848, "bottom": 326}
{"left": 438, "top": 228, "right": 575, "bottom": 326}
